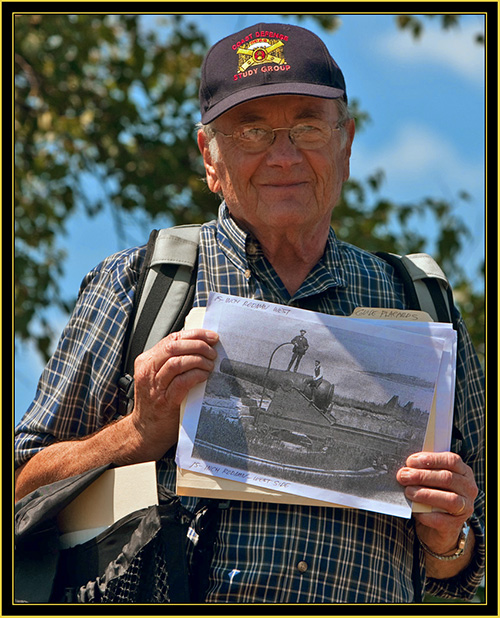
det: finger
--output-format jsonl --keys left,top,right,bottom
{"left": 181, "top": 328, "right": 219, "bottom": 344}
{"left": 136, "top": 329, "right": 219, "bottom": 374}
{"left": 135, "top": 349, "right": 218, "bottom": 403}
{"left": 399, "top": 475, "right": 477, "bottom": 514}
{"left": 404, "top": 485, "right": 473, "bottom": 519}
{"left": 158, "top": 329, "right": 219, "bottom": 358}
{"left": 163, "top": 365, "right": 215, "bottom": 402}
{"left": 397, "top": 465, "right": 478, "bottom": 508}
{"left": 146, "top": 369, "right": 213, "bottom": 412}
{"left": 154, "top": 351, "right": 217, "bottom": 387}
{"left": 398, "top": 466, "right": 471, "bottom": 491}
{"left": 405, "top": 452, "right": 471, "bottom": 477}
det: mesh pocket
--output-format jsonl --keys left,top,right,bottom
{"left": 81, "top": 529, "right": 171, "bottom": 603}
{"left": 55, "top": 504, "right": 192, "bottom": 603}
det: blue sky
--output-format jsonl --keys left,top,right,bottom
{"left": 15, "top": 13, "right": 486, "bottom": 424}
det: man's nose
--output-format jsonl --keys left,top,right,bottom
{"left": 265, "top": 129, "right": 304, "bottom": 166}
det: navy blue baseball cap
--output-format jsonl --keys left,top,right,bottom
{"left": 199, "top": 22, "right": 347, "bottom": 124}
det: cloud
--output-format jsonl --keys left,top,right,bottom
{"left": 376, "top": 19, "right": 484, "bottom": 84}
{"left": 350, "top": 122, "right": 485, "bottom": 281}
{"left": 352, "top": 123, "right": 484, "bottom": 198}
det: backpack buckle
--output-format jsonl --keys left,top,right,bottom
{"left": 118, "top": 374, "right": 135, "bottom": 414}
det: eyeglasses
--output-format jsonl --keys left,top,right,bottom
{"left": 214, "top": 120, "right": 341, "bottom": 153}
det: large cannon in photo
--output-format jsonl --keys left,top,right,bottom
{"left": 220, "top": 357, "right": 337, "bottom": 446}
{"left": 219, "top": 357, "right": 411, "bottom": 465}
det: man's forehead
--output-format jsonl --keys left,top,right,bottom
{"left": 218, "top": 95, "right": 336, "bottom": 124}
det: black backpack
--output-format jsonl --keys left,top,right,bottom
{"left": 14, "top": 465, "right": 220, "bottom": 604}
{"left": 14, "top": 465, "right": 194, "bottom": 603}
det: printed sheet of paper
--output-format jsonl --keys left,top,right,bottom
{"left": 176, "top": 293, "right": 455, "bottom": 519}
{"left": 176, "top": 308, "right": 456, "bottom": 513}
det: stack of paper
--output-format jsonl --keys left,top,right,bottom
{"left": 176, "top": 293, "right": 456, "bottom": 519}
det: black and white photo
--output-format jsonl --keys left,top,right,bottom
{"left": 177, "top": 293, "right": 456, "bottom": 517}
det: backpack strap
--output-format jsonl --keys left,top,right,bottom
{"left": 189, "top": 499, "right": 230, "bottom": 601}
{"left": 115, "top": 223, "right": 223, "bottom": 601}
{"left": 375, "top": 251, "right": 457, "bottom": 329}
{"left": 118, "top": 224, "right": 201, "bottom": 415}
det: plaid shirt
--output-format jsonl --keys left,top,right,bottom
{"left": 15, "top": 203, "right": 485, "bottom": 603}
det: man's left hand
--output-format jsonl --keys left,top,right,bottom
{"left": 397, "top": 451, "right": 477, "bottom": 555}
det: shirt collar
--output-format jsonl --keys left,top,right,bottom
{"left": 300, "top": 228, "right": 347, "bottom": 298}
{"left": 215, "top": 202, "right": 347, "bottom": 299}
{"left": 216, "top": 202, "right": 250, "bottom": 273}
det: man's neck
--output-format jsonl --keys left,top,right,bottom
{"left": 255, "top": 226, "right": 330, "bottom": 297}
{"left": 226, "top": 207, "right": 332, "bottom": 297}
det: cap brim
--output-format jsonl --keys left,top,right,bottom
{"left": 201, "top": 82, "right": 346, "bottom": 124}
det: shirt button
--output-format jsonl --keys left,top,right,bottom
{"left": 297, "top": 560, "right": 308, "bottom": 573}
{"left": 244, "top": 269, "right": 251, "bottom": 279}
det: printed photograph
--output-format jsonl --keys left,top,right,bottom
{"left": 184, "top": 295, "right": 446, "bottom": 513}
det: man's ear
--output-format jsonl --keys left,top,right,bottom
{"left": 342, "top": 118, "right": 356, "bottom": 183}
{"left": 197, "top": 130, "right": 221, "bottom": 194}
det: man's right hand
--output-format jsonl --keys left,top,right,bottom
{"left": 127, "top": 328, "right": 219, "bottom": 461}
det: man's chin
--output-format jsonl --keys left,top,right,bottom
{"left": 263, "top": 202, "right": 320, "bottom": 227}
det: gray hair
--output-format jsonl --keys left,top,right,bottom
{"left": 196, "top": 121, "right": 220, "bottom": 162}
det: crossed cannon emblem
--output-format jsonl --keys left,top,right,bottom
{"left": 237, "top": 40, "right": 286, "bottom": 72}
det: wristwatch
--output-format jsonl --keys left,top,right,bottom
{"left": 419, "top": 521, "right": 471, "bottom": 561}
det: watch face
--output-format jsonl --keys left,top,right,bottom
{"left": 459, "top": 521, "right": 471, "bottom": 550}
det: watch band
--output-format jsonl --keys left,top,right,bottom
{"left": 419, "top": 521, "right": 470, "bottom": 561}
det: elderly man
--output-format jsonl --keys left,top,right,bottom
{"left": 15, "top": 23, "right": 484, "bottom": 603}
